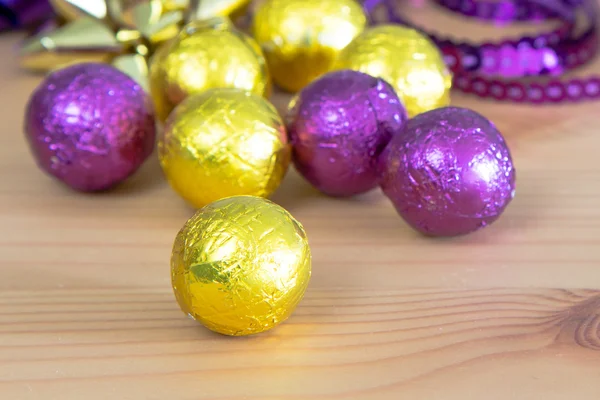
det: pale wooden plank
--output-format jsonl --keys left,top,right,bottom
{"left": 1, "top": 2, "right": 600, "bottom": 396}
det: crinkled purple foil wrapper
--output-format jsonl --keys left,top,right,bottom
{"left": 0, "top": 0, "right": 52, "bottom": 31}
{"left": 380, "top": 106, "right": 516, "bottom": 236}
{"left": 287, "top": 70, "right": 408, "bottom": 197}
{"left": 24, "top": 63, "right": 157, "bottom": 192}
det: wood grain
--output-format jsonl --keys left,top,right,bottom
{"left": 0, "top": 288, "right": 599, "bottom": 399}
{"left": 2, "top": 3, "right": 600, "bottom": 397}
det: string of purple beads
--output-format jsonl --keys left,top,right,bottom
{"left": 364, "top": 0, "right": 600, "bottom": 103}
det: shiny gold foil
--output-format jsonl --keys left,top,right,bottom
{"left": 333, "top": 25, "right": 452, "bottom": 117}
{"left": 149, "top": 18, "right": 270, "bottom": 121}
{"left": 20, "top": 0, "right": 253, "bottom": 88}
{"left": 171, "top": 195, "right": 312, "bottom": 336}
{"left": 160, "top": 0, "right": 187, "bottom": 13}
{"left": 20, "top": 0, "right": 183, "bottom": 87}
{"left": 188, "top": 0, "right": 251, "bottom": 22}
{"left": 19, "top": 17, "right": 123, "bottom": 71}
{"left": 252, "top": 0, "right": 367, "bottom": 92}
{"left": 158, "top": 88, "right": 290, "bottom": 208}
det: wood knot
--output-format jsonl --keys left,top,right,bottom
{"left": 558, "top": 293, "right": 600, "bottom": 350}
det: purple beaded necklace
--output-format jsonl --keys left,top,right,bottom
{"left": 364, "top": 0, "right": 600, "bottom": 103}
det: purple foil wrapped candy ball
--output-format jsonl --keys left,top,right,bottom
{"left": 379, "top": 107, "right": 516, "bottom": 237}
{"left": 286, "top": 69, "right": 407, "bottom": 197}
{"left": 24, "top": 63, "right": 156, "bottom": 192}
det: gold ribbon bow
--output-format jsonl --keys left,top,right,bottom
{"left": 19, "top": 0, "right": 251, "bottom": 90}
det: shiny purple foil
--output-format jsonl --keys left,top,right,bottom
{"left": 0, "top": 0, "right": 52, "bottom": 31}
{"left": 379, "top": 107, "right": 516, "bottom": 236}
{"left": 24, "top": 63, "right": 156, "bottom": 192}
{"left": 287, "top": 70, "right": 407, "bottom": 197}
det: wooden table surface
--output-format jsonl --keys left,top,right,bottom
{"left": 2, "top": 5, "right": 600, "bottom": 398}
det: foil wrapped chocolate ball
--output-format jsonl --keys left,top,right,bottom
{"left": 171, "top": 195, "right": 312, "bottom": 336}
{"left": 287, "top": 70, "right": 408, "bottom": 197}
{"left": 334, "top": 25, "right": 452, "bottom": 117}
{"left": 149, "top": 17, "right": 270, "bottom": 121}
{"left": 252, "top": 0, "right": 367, "bottom": 92}
{"left": 24, "top": 63, "right": 156, "bottom": 192}
{"left": 159, "top": 88, "right": 290, "bottom": 208}
{"left": 379, "top": 107, "right": 516, "bottom": 236}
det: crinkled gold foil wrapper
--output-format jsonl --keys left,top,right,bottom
{"left": 158, "top": 88, "right": 290, "bottom": 208}
{"left": 171, "top": 195, "right": 312, "bottom": 336}
{"left": 149, "top": 17, "right": 270, "bottom": 121}
{"left": 334, "top": 25, "right": 452, "bottom": 117}
{"left": 252, "top": 0, "right": 367, "bottom": 92}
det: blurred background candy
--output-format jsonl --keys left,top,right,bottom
{"left": 149, "top": 17, "right": 270, "bottom": 121}
{"left": 18, "top": 0, "right": 521, "bottom": 234}
{"left": 20, "top": 0, "right": 183, "bottom": 71}
{"left": 0, "top": 0, "right": 52, "bottom": 31}
{"left": 252, "top": 0, "right": 367, "bottom": 92}
{"left": 334, "top": 24, "right": 452, "bottom": 117}
{"left": 24, "top": 63, "right": 156, "bottom": 192}
{"left": 171, "top": 195, "right": 312, "bottom": 336}
{"left": 379, "top": 107, "right": 516, "bottom": 237}
{"left": 186, "top": 0, "right": 251, "bottom": 21}
{"left": 158, "top": 88, "right": 290, "bottom": 208}
{"left": 18, "top": 0, "right": 254, "bottom": 92}
{"left": 287, "top": 69, "right": 407, "bottom": 197}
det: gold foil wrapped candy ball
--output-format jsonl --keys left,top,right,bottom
{"left": 149, "top": 17, "right": 270, "bottom": 121}
{"left": 334, "top": 25, "right": 452, "bottom": 117}
{"left": 252, "top": 0, "right": 367, "bottom": 92}
{"left": 158, "top": 88, "right": 291, "bottom": 208}
{"left": 171, "top": 195, "right": 312, "bottom": 336}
